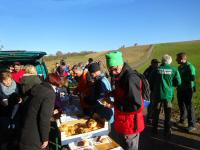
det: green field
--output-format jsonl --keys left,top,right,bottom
{"left": 138, "top": 40, "right": 200, "bottom": 121}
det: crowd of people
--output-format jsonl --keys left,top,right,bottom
{"left": 0, "top": 51, "right": 197, "bottom": 150}
{"left": 144, "top": 52, "right": 196, "bottom": 136}
{"left": 0, "top": 63, "right": 62, "bottom": 150}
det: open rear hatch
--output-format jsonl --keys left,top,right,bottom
{"left": 0, "top": 51, "right": 48, "bottom": 79}
{"left": 0, "top": 51, "right": 47, "bottom": 63}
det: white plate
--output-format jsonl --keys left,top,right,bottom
{"left": 92, "top": 135, "right": 112, "bottom": 145}
{"left": 68, "top": 140, "right": 96, "bottom": 150}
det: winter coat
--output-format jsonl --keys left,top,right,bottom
{"left": 0, "top": 80, "right": 19, "bottom": 117}
{"left": 20, "top": 75, "right": 42, "bottom": 102}
{"left": 88, "top": 74, "right": 114, "bottom": 122}
{"left": 55, "top": 87, "right": 69, "bottom": 109}
{"left": 177, "top": 61, "right": 196, "bottom": 91}
{"left": 56, "top": 66, "right": 69, "bottom": 78}
{"left": 143, "top": 66, "right": 155, "bottom": 81}
{"left": 86, "top": 74, "right": 111, "bottom": 105}
{"left": 113, "top": 63, "right": 144, "bottom": 135}
{"left": 11, "top": 70, "right": 25, "bottom": 84}
{"left": 21, "top": 75, "right": 42, "bottom": 94}
{"left": 149, "top": 64, "right": 181, "bottom": 101}
{"left": 76, "top": 71, "right": 93, "bottom": 109}
{"left": 76, "top": 71, "right": 92, "bottom": 97}
{"left": 19, "top": 82, "right": 56, "bottom": 150}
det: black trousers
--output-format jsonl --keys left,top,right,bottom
{"left": 177, "top": 88, "right": 196, "bottom": 127}
{"left": 146, "top": 100, "right": 153, "bottom": 121}
{"left": 152, "top": 100, "right": 172, "bottom": 132}
{"left": 0, "top": 117, "right": 20, "bottom": 150}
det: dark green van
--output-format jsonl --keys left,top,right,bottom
{"left": 0, "top": 51, "right": 48, "bottom": 79}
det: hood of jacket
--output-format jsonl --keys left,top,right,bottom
{"left": 21, "top": 75, "right": 41, "bottom": 94}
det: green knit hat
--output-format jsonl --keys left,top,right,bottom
{"left": 105, "top": 51, "right": 124, "bottom": 68}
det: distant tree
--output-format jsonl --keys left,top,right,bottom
{"left": 0, "top": 40, "right": 4, "bottom": 50}
{"left": 117, "top": 45, "right": 125, "bottom": 51}
{"left": 0, "top": 45, "right": 3, "bottom": 51}
{"left": 121, "top": 45, "right": 125, "bottom": 48}
{"left": 79, "top": 50, "right": 94, "bottom": 55}
{"left": 134, "top": 43, "right": 138, "bottom": 46}
{"left": 56, "top": 50, "right": 63, "bottom": 56}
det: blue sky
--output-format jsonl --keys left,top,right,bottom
{"left": 0, "top": 0, "right": 200, "bottom": 54}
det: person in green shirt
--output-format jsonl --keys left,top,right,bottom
{"left": 150, "top": 54, "right": 181, "bottom": 136}
{"left": 176, "top": 52, "right": 196, "bottom": 132}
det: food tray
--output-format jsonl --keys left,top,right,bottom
{"left": 92, "top": 135, "right": 112, "bottom": 145}
{"left": 68, "top": 139, "right": 97, "bottom": 150}
{"left": 58, "top": 115, "right": 109, "bottom": 145}
{"left": 69, "top": 136, "right": 123, "bottom": 150}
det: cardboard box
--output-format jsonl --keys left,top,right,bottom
{"left": 57, "top": 114, "right": 109, "bottom": 145}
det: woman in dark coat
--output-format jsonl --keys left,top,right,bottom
{"left": 19, "top": 73, "right": 61, "bottom": 150}
{"left": 20, "top": 65, "right": 42, "bottom": 102}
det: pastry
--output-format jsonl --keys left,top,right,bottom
{"left": 61, "top": 125, "right": 75, "bottom": 136}
{"left": 91, "top": 126, "right": 98, "bottom": 130}
{"left": 59, "top": 124, "right": 68, "bottom": 132}
{"left": 86, "top": 119, "right": 97, "bottom": 128}
{"left": 66, "top": 126, "right": 75, "bottom": 136}
{"left": 76, "top": 127, "right": 85, "bottom": 134}
{"left": 74, "top": 123, "right": 82, "bottom": 130}
{"left": 101, "top": 99, "right": 108, "bottom": 105}
{"left": 77, "top": 140, "right": 89, "bottom": 146}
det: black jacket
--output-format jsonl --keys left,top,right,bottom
{"left": 0, "top": 82, "right": 19, "bottom": 117}
{"left": 114, "top": 63, "right": 142, "bottom": 112}
{"left": 19, "top": 82, "right": 56, "bottom": 150}
{"left": 21, "top": 75, "right": 42, "bottom": 95}
{"left": 86, "top": 74, "right": 110, "bottom": 105}
{"left": 143, "top": 66, "right": 154, "bottom": 81}
{"left": 20, "top": 75, "right": 41, "bottom": 103}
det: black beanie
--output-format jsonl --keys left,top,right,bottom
{"left": 88, "top": 63, "right": 100, "bottom": 73}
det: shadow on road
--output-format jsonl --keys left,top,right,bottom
{"left": 139, "top": 121, "right": 200, "bottom": 150}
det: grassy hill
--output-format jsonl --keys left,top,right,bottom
{"left": 138, "top": 40, "right": 200, "bottom": 121}
{"left": 44, "top": 40, "right": 200, "bottom": 121}
{"left": 45, "top": 44, "right": 151, "bottom": 72}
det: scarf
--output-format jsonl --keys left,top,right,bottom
{"left": 0, "top": 80, "right": 18, "bottom": 96}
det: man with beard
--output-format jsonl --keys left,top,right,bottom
{"left": 176, "top": 52, "right": 196, "bottom": 132}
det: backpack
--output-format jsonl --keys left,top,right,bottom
{"left": 134, "top": 70, "right": 151, "bottom": 101}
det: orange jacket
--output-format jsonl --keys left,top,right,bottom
{"left": 76, "top": 71, "right": 91, "bottom": 97}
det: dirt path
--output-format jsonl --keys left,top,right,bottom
{"left": 139, "top": 112, "right": 200, "bottom": 150}
{"left": 132, "top": 44, "right": 154, "bottom": 68}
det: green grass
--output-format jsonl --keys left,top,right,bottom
{"left": 138, "top": 40, "right": 200, "bottom": 121}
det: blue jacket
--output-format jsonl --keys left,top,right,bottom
{"left": 88, "top": 74, "right": 114, "bottom": 122}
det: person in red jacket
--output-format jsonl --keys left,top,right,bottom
{"left": 11, "top": 62, "right": 25, "bottom": 84}
{"left": 105, "top": 51, "right": 144, "bottom": 150}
